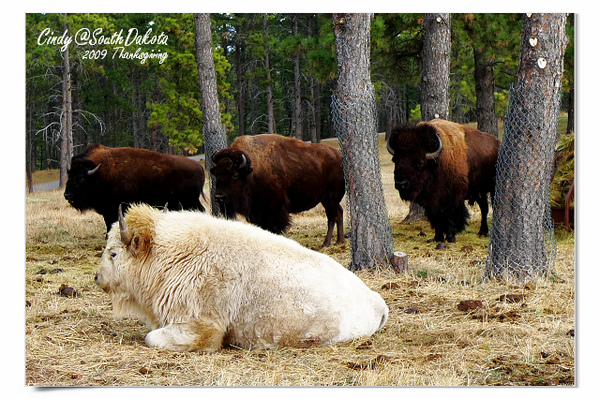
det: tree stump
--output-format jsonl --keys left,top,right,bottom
{"left": 392, "top": 251, "right": 408, "bottom": 273}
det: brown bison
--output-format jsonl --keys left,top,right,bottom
{"left": 387, "top": 119, "right": 500, "bottom": 243}
{"left": 64, "top": 144, "right": 205, "bottom": 232}
{"left": 210, "top": 134, "right": 345, "bottom": 247}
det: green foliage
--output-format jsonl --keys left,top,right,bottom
{"left": 410, "top": 104, "right": 422, "bottom": 123}
{"left": 26, "top": 12, "right": 574, "bottom": 172}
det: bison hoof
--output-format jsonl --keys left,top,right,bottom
{"left": 446, "top": 236, "right": 456, "bottom": 243}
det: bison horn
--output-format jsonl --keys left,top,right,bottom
{"left": 387, "top": 139, "right": 395, "bottom": 156}
{"left": 87, "top": 164, "right": 101, "bottom": 176}
{"left": 118, "top": 204, "right": 133, "bottom": 246}
{"left": 239, "top": 153, "right": 247, "bottom": 169}
{"left": 425, "top": 134, "right": 443, "bottom": 160}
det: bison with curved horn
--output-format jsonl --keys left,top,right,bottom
{"left": 64, "top": 144, "right": 206, "bottom": 232}
{"left": 210, "top": 134, "right": 346, "bottom": 247}
{"left": 387, "top": 119, "right": 500, "bottom": 243}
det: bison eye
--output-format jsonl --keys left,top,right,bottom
{"left": 415, "top": 159, "right": 426, "bottom": 169}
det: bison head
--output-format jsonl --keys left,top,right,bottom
{"left": 64, "top": 158, "right": 102, "bottom": 211}
{"left": 387, "top": 123, "right": 443, "bottom": 202}
{"left": 96, "top": 204, "right": 158, "bottom": 327}
{"left": 210, "top": 149, "right": 253, "bottom": 219}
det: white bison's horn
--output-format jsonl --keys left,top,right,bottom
{"left": 87, "top": 164, "right": 101, "bottom": 175}
{"left": 425, "top": 134, "right": 443, "bottom": 160}
{"left": 118, "top": 204, "right": 133, "bottom": 246}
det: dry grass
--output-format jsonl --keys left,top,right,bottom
{"left": 25, "top": 137, "right": 575, "bottom": 386}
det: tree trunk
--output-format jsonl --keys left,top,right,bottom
{"left": 263, "top": 14, "right": 276, "bottom": 134}
{"left": 332, "top": 13, "right": 395, "bottom": 271}
{"left": 406, "top": 13, "right": 451, "bottom": 223}
{"left": 473, "top": 47, "right": 499, "bottom": 136}
{"left": 194, "top": 13, "right": 228, "bottom": 215}
{"left": 150, "top": 80, "right": 159, "bottom": 151}
{"left": 235, "top": 35, "right": 247, "bottom": 137}
{"left": 419, "top": 13, "right": 451, "bottom": 121}
{"left": 59, "top": 17, "right": 73, "bottom": 189}
{"left": 486, "top": 13, "right": 568, "bottom": 281}
{"left": 293, "top": 15, "right": 303, "bottom": 141}
{"left": 250, "top": 79, "right": 259, "bottom": 135}
{"left": 566, "top": 88, "right": 574, "bottom": 134}
{"left": 26, "top": 95, "right": 35, "bottom": 194}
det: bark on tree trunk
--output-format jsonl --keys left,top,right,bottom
{"left": 26, "top": 97, "right": 34, "bottom": 193}
{"left": 194, "top": 13, "right": 228, "bottom": 215}
{"left": 566, "top": 88, "right": 574, "bottom": 134}
{"left": 59, "top": 17, "right": 73, "bottom": 189}
{"left": 332, "top": 13, "right": 395, "bottom": 271}
{"left": 486, "top": 13, "right": 568, "bottom": 280}
{"left": 293, "top": 14, "right": 302, "bottom": 141}
{"left": 151, "top": 81, "right": 159, "bottom": 151}
{"left": 263, "top": 14, "right": 276, "bottom": 134}
{"left": 474, "top": 47, "right": 499, "bottom": 136}
{"left": 419, "top": 13, "right": 451, "bottom": 121}
{"left": 235, "top": 37, "right": 247, "bottom": 137}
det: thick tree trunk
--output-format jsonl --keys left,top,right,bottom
{"left": 486, "top": 13, "right": 568, "bottom": 280}
{"left": 59, "top": 18, "right": 73, "bottom": 189}
{"left": 419, "top": 13, "right": 451, "bottom": 121}
{"left": 194, "top": 13, "right": 228, "bottom": 215}
{"left": 473, "top": 47, "right": 499, "bottom": 136}
{"left": 332, "top": 13, "right": 395, "bottom": 271}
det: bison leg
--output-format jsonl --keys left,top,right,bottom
{"left": 145, "top": 319, "right": 226, "bottom": 352}
{"left": 425, "top": 204, "right": 469, "bottom": 243}
{"left": 335, "top": 204, "right": 345, "bottom": 245}
{"left": 322, "top": 203, "right": 345, "bottom": 247}
{"left": 476, "top": 195, "right": 490, "bottom": 237}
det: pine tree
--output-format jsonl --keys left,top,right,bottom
{"left": 332, "top": 13, "right": 395, "bottom": 271}
{"left": 486, "top": 13, "right": 568, "bottom": 280}
{"left": 194, "top": 13, "right": 228, "bottom": 215}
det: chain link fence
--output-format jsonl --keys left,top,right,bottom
{"left": 331, "top": 87, "right": 395, "bottom": 271}
{"left": 485, "top": 82, "right": 558, "bottom": 281}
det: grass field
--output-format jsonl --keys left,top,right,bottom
{"left": 24, "top": 135, "right": 575, "bottom": 386}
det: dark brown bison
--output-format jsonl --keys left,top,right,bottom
{"left": 387, "top": 119, "right": 500, "bottom": 243}
{"left": 210, "top": 134, "right": 345, "bottom": 247}
{"left": 64, "top": 143, "right": 205, "bottom": 232}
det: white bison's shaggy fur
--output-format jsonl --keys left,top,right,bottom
{"left": 96, "top": 204, "right": 388, "bottom": 352}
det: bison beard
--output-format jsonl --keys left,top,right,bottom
{"left": 388, "top": 119, "right": 499, "bottom": 243}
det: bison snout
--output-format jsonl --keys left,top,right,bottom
{"left": 95, "top": 272, "right": 110, "bottom": 292}
{"left": 395, "top": 179, "right": 409, "bottom": 191}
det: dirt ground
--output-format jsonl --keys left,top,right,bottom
{"left": 24, "top": 136, "right": 575, "bottom": 386}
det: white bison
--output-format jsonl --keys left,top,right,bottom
{"left": 95, "top": 203, "right": 388, "bottom": 352}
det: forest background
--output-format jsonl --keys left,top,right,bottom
{"left": 25, "top": 13, "right": 575, "bottom": 176}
